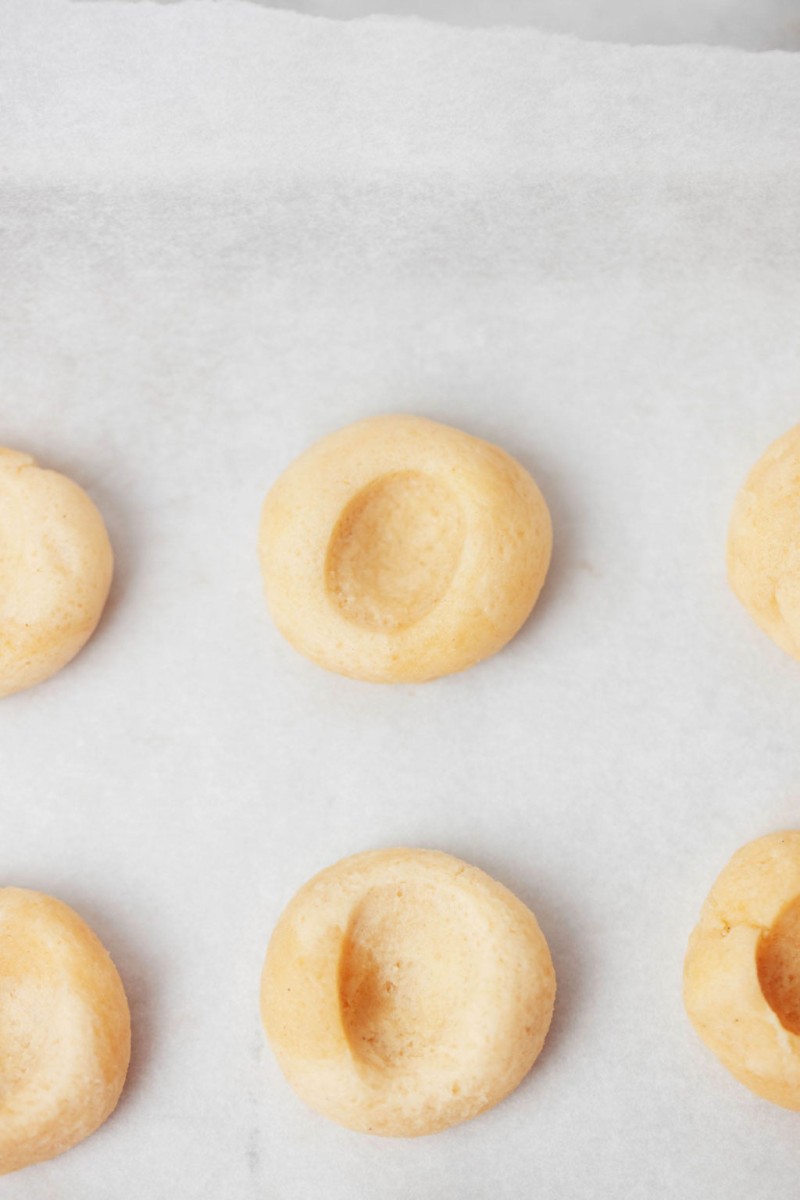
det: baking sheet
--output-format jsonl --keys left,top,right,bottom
{"left": 1, "top": 2, "right": 800, "bottom": 1197}
{"left": 266, "top": 0, "right": 800, "bottom": 50}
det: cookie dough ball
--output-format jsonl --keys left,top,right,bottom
{"left": 727, "top": 424, "right": 800, "bottom": 661}
{"left": 261, "top": 848, "right": 556, "bottom": 1136}
{"left": 0, "top": 449, "right": 113, "bottom": 697}
{"left": 0, "top": 888, "right": 131, "bottom": 1174}
{"left": 684, "top": 832, "right": 800, "bottom": 1109}
{"left": 259, "top": 416, "right": 552, "bottom": 682}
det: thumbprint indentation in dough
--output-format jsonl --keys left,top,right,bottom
{"left": 325, "top": 471, "right": 465, "bottom": 632}
{"left": 338, "top": 882, "right": 478, "bottom": 1070}
{"left": 757, "top": 895, "right": 800, "bottom": 1035}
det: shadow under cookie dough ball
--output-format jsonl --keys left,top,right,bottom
{"left": 0, "top": 888, "right": 131, "bottom": 1175}
{"left": 684, "top": 831, "right": 800, "bottom": 1109}
{"left": 259, "top": 415, "right": 552, "bottom": 682}
{"left": 727, "top": 424, "right": 800, "bottom": 661}
{"left": 0, "top": 448, "right": 114, "bottom": 697}
{"left": 261, "top": 847, "right": 556, "bottom": 1136}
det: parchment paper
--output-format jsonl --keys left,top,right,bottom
{"left": 1, "top": 3, "right": 800, "bottom": 1197}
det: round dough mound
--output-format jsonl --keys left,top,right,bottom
{"left": 727, "top": 424, "right": 800, "bottom": 661}
{"left": 261, "top": 848, "right": 556, "bottom": 1136}
{"left": 258, "top": 415, "right": 552, "bottom": 682}
{"left": 0, "top": 888, "right": 131, "bottom": 1175}
{"left": 684, "top": 831, "right": 800, "bottom": 1109}
{"left": 0, "top": 448, "right": 113, "bottom": 697}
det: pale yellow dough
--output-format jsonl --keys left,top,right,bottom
{"left": 261, "top": 848, "right": 556, "bottom": 1136}
{"left": 259, "top": 415, "right": 552, "bottom": 682}
{"left": 0, "top": 448, "right": 113, "bottom": 697}
{"left": 0, "top": 888, "right": 131, "bottom": 1175}
{"left": 684, "top": 832, "right": 800, "bottom": 1109}
{"left": 727, "top": 424, "right": 800, "bottom": 661}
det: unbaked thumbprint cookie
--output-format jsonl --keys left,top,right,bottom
{"left": 258, "top": 416, "right": 552, "bottom": 682}
{"left": 0, "top": 888, "right": 130, "bottom": 1175}
{"left": 261, "top": 848, "right": 556, "bottom": 1136}
{"left": 728, "top": 424, "right": 800, "bottom": 662}
{"left": 684, "top": 832, "right": 800, "bottom": 1109}
{"left": 0, "top": 448, "right": 113, "bottom": 697}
